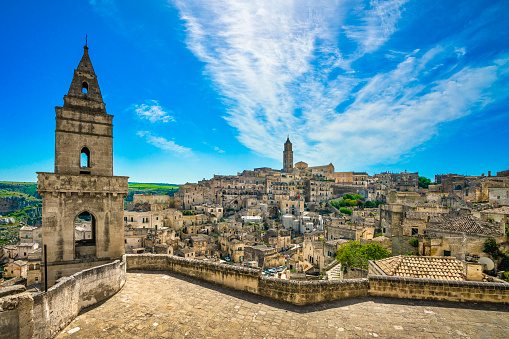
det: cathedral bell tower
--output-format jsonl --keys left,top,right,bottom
{"left": 37, "top": 45, "right": 129, "bottom": 288}
{"left": 283, "top": 136, "right": 293, "bottom": 173}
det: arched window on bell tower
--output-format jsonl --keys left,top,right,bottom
{"left": 80, "top": 147, "right": 90, "bottom": 174}
{"left": 82, "top": 81, "right": 88, "bottom": 93}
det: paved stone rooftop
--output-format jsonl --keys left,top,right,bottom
{"left": 57, "top": 271, "right": 509, "bottom": 338}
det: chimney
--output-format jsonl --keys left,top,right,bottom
{"left": 488, "top": 171, "right": 491, "bottom": 177}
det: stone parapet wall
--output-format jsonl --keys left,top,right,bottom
{"left": 126, "top": 254, "right": 509, "bottom": 305}
{"left": 126, "top": 254, "right": 260, "bottom": 294}
{"left": 0, "top": 257, "right": 126, "bottom": 339}
{"left": 259, "top": 277, "right": 369, "bottom": 305}
{"left": 32, "top": 257, "right": 126, "bottom": 339}
{"left": 37, "top": 172, "right": 129, "bottom": 194}
{"left": 0, "top": 289, "right": 34, "bottom": 339}
{"left": 368, "top": 275, "right": 509, "bottom": 304}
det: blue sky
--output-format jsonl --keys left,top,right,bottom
{"left": 1, "top": 0, "right": 508, "bottom": 184}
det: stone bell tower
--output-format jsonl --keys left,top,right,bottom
{"left": 37, "top": 45, "right": 128, "bottom": 288}
{"left": 283, "top": 136, "right": 293, "bottom": 173}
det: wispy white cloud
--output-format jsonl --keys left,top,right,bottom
{"left": 135, "top": 100, "right": 175, "bottom": 123}
{"left": 171, "top": 0, "right": 508, "bottom": 169}
{"left": 343, "top": 0, "right": 408, "bottom": 55}
{"left": 137, "top": 131, "right": 192, "bottom": 155}
{"left": 213, "top": 146, "right": 225, "bottom": 154}
{"left": 203, "top": 141, "right": 225, "bottom": 154}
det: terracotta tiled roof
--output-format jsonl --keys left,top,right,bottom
{"left": 374, "top": 256, "right": 465, "bottom": 281}
{"left": 428, "top": 215, "right": 501, "bottom": 236}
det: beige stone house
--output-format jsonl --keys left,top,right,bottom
{"left": 4, "top": 260, "right": 28, "bottom": 279}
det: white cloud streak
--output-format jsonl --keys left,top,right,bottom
{"left": 171, "top": 0, "right": 508, "bottom": 169}
{"left": 137, "top": 131, "right": 192, "bottom": 155}
{"left": 213, "top": 146, "right": 225, "bottom": 154}
{"left": 135, "top": 100, "right": 175, "bottom": 123}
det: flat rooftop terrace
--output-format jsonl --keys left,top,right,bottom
{"left": 58, "top": 271, "right": 508, "bottom": 338}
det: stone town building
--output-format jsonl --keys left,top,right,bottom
{"left": 335, "top": 172, "right": 354, "bottom": 184}
{"left": 243, "top": 244, "right": 283, "bottom": 269}
{"left": 26, "top": 248, "right": 42, "bottom": 286}
{"left": 283, "top": 137, "right": 293, "bottom": 173}
{"left": 19, "top": 226, "right": 42, "bottom": 245}
{"left": 294, "top": 161, "right": 308, "bottom": 170}
{"left": 37, "top": 45, "right": 128, "bottom": 288}
{"left": 132, "top": 194, "right": 171, "bottom": 211}
{"left": 303, "top": 164, "right": 335, "bottom": 180}
{"left": 305, "top": 179, "right": 334, "bottom": 202}
{"left": 177, "top": 183, "right": 208, "bottom": 209}
{"left": 277, "top": 199, "right": 304, "bottom": 215}
{"left": 4, "top": 260, "right": 28, "bottom": 279}
{"left": 376, "top": 171, "right": 418, "bottom": 192}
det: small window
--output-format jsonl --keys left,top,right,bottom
{"left": 444, "top": 250, "right": 451, "bottom": 257}
{"left": 82, "top": 82, "right": 88, "bottom": 93}
{"left": 80, "top": 147, "right": 90, "bottom": 168}
{"left": 412, "top": 228, "right": 418, "bottom": 235}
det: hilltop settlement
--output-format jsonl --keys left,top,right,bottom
{"left": 2, "top": 138, "right": 509, "bottom": 287}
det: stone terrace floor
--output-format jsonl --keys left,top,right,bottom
{"left": 57, "top": 271, "right": 509, "bottom": 338}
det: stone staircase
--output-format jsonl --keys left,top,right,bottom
{"left": 325, "top": 260, "right": 342, "bottom": 280}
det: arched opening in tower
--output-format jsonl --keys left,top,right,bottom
{"left": 80, "top": 147, "right": 90, "bottom": 168}
{"left": 74, "top": 211, "right": 97, "bottom": 259}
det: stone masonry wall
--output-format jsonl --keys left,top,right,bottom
{"left": 126, "top": 254, "right": 509, "bottom": 305}
{"left": 0, "top": 289, "right": 34, "bottom": 339}
{"left": 0, "top": 257, "right": 125, "bottom": 339}
{"left": 31, "top": 257, "right": 126, "bottom": 339}
{"left": 126, "top": 254, "right": 260, "bottom": 295}
{"left": 258, "top": 277, "right": 369, "bottom": 305}
{"left": 369, "top": 275, "right": 509, "bottom": 303}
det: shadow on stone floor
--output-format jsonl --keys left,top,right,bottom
{"left": 125, "top": 270, "right": 509, "bottom": 315}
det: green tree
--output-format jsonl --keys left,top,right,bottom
{"left": 418, "top": 176, "right": 432, "bottom": 189}
{"left": 336, "top": 241, "right": 389, "bottom": 269}
{"left": 483, "top": 238, "right": 500, "bottom": 258}
{"left": 339, "top": 207, "right": 352, "bottom": 215}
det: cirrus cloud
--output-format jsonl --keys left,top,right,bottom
{"left": 171, "top": 0, "right": 509, "bottom": 169}
{"left": 137, "top": 131, "right": 192, "bottom": 155}
{"left": 135, "top": 100, "right": 175, "bottom": 123}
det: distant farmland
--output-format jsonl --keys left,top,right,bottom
{"left": 126, "top": 182, "right": 179, "bottom": 201}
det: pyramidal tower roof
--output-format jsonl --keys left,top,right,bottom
{"left": 65, "top": 45, "right": 104, "bottom": 105}
{"left": 77, "top": 46, "right": 96, "bottom": 74}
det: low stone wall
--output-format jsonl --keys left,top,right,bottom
{"left": 259, "top": 277, "right": 369, "bottom": 305}
{"left": 0, "top": 288, "right": 34, "bottom": 339}
{"left": 126, "top": 254, "right": 260, "bottom": 294}
{"left": 0, "top": 257, "right": 126, "bottom": 339}
{"left": 126, "top": 254, "right": 509, "bottom": 305}
{"left": 32, "top": 257, "right": 126, "bottom": 339}
{"left": 369, "top": 275, "right": 509, "bottom": 303}
{"left": 126, "top": 255, "right": 369, "bottom": 305}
